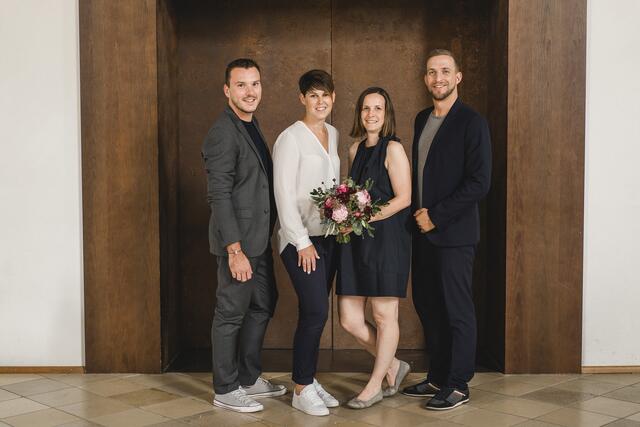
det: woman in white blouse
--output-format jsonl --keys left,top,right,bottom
{"left": 272, "top": 70, "right": 341, "bottom": 417}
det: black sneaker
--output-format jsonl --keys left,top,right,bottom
{"left": 425, "top": 387, "right": 469, "bottom": 411}
{"left": 401, "top": 379, "right": 441, "bottom": 397}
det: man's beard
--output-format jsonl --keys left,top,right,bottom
{"left": 429, "top": 85, "right": 455, "bottom": 101}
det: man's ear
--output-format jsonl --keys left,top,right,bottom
{"left": 223, "top": 84, "right": 230, "bottom": 98}
{"left": 299, "top": 93, "right": 306, "bottom": 106}
{"left": 456, "top": 72, "right": 463, "bottom": 85}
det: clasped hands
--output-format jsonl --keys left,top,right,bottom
{"left": 414, "top": 208, "right": 435, "bottom": 233}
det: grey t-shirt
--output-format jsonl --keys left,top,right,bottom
{"left": 417, "top": 112, "right": 445, "bottom": 207}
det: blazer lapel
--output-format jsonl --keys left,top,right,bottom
{"left": 225, "top": 106, "right": 267, "bottom": 174}
{"left": 423, "top": 98, "right": 463, "bottom": 170}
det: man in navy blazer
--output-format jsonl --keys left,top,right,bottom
{"left": 402, "top": 49, "right": 492, "bottom": 410}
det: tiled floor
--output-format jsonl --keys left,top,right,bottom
{"left": 1, "top": 371, "right": 639, "bottom": 426}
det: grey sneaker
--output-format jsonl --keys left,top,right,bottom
{"left": 213, "top": 388, "right": 263, "bottom": 413}
{"left": 242, "top": 377, "right": 287, "bottom": 398}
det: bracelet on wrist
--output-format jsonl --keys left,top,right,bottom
{"left": 227, "top": 248, "right": 242, "bottom": 255}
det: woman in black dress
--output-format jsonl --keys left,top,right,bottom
{"left": 337, "top": 87, "right": 412, "bottom": 408}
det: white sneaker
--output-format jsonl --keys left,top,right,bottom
{"left": 313, "top": 378, "right": 339, "bottom": 408}
{"left": 213, "top": 388, "right": 264, "bottom": 413}
{"left": 292, "top": 384, "right": 330, "bottom": 416}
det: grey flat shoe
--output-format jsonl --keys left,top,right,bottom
{"left": 382, "top": 360, "right": 411, "bottom": 397}
{"left": 346, "top": 389, "right": 383, "bottom": 409}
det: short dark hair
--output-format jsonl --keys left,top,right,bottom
{"left": 425, "top": 48, "right": 460, "bottom": 72}
{"left": 350, "top": 87, "right": 396, "bottom": 139}
{"left": 225, "top": 58, "right": 261, "bottom": 85}
{"left": 298, "top": 69, "right": 334, "bottom": 95}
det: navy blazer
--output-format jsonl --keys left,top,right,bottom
{"left": 411, "top": 98, "right": 492, "bottom": 247}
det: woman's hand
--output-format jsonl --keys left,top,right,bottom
{"left": 340, "top": 226, "right": 353, "bottom": 235}
{"left": 297, "top": 244, "right": 320, "bottom": 274}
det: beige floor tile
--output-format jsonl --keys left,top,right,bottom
{"left": 448, "top": 407, "right": 527, "bottom": 426}
{"left": 554, "top": 378, "right": 625, "bottom": 395}
{"left": 0, "top": 389, "right": 20, "bottom": 402}
{"left": 602, "top": 419, "right": 640, "bottom": 427}
{"left": 142, "top": 397, "right": 213, "bottom": 419}
{"left": 628, "top": 411, "right": 640, "bottom": 421}
{"left": 378, "top": 392, "right": 417, "bottom": 408}
{"left": 353, "top": 405, "right": 440, "bottom": 426}
{"left": 78, "top": 379, "right": 150, "bottom": 397}
{"left": 53, "top": 375, "right": 128, "bottom": 387}
{"left": 178, "top": 409, "right": 260, "bottom": 426}
{"left": 474, "top": 378, "right": 546, "bottom": 396}
{"left": 1, "top": 378, "right": 71, "bottom": 396}
{"left": 521, "top": 387, "right": 595, "bottom": 405}
{"left": 468, "top": 372, "right": 504, "bottom": 387}
{"left": 29, "top": 387, "right": 99, "bottom": 407}
{"left": 572, "top": 396, "right": 640, "bottom": 417}
{"left": 514, "top": 421, "right": 564, "bottom": 427}
{"left": 0, "top": 397, "right": 48, "bottom": 418}
{"left": 180, "top": 373, "right": 211, "bottom": 383}
{"left": 111, "top": 388, "right": 182, "bottom": 407}
{"left": 474, "top": 397, "right": 560, "bottom": 418}
{"left": 58, "top": 396, "right": 133, "bottom": 419}
{"left": 89, "top": 408, "right": 170, "bottom": 427}
{"left": 0, "top": 374, "right": 42, "bottom": 387}
{"left": 537, "top": 407, "right": 617, "bottom": 427}
{"left": 605, "top": 386, "right": 640, "bottom": 404}
{"left": 0, "top": 422, "right": 11, "bottom": 427}
{"left": 2, "top": 407, "right": 81, "bottom": 427}
{"left": 468, "top": 388, "right": 512, "bottom": 405}
{"left": 126, "top": 374, "right": 190, "bottom": 389}
{"left": 246, "top": 395, "right": 294, "bottom": 420}
{"left": 144, "top": 421, "right": 189, "bottom": 427}
{"left": 155, "top": 378, "right": 211, "bottom": 398}
{"left": 585, "top": 374, "right": 640, "bottom": 386}
{"left": 506, "top": 374, "right": 578, "bottom": 387}
{"left": 57, "top": 421, "right": 102, "bottom": 427}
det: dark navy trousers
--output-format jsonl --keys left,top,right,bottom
{"left": 281, "top": 236, "right": 336, "bottom": 385}
{"left": 412, "top": 237, "right": 477, "bottom": 390}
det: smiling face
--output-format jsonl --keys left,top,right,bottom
{"left": 424, "top": 55, "right": 462, "bottom": 101}
{"left": 300, "top": 88, "right": 334, "bottom": 121}
{"left": 360, "top": 93, "right": 386, "bottom": 135}
{"left": 224, "top": 66, "right": 261, "bottom": 120}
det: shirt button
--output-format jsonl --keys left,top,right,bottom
{"left": 264, "top": 209, "right": 268, "bottom": 214}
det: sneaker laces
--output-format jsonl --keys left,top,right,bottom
{"left": 302, "top": 385, "right": 325, "bottom": 406}
{"left": 313, "top": 380, "right": 336, "bottom": 402}
{"left": 230, "top": 388, "right": 257, "bottom": 406}
{"left": 255, "top": 377, "right": 273, "bottom": 388}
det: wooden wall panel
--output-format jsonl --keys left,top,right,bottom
{"left": 157, "top": 0, "right": 180, "bottom": 371}
{"left": 176, "top": 0, "right": 333, "bottom": 350}
{"left": 80, "top": 1, "right": 162, "bottom": 372}
{"left": 505, "top": 0, "right": 586, "bottom": 373}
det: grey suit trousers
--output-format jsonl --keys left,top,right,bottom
{"left": 212, "top": 249, "right": 278, "bottom": 394}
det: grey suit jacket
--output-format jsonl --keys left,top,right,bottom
{"left": 202, "top": 105, "right": 273, "bottom": 257}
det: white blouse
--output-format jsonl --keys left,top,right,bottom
{"left": 273, "top": 120, "right": 340, "bottom": 254}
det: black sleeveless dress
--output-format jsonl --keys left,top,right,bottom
{"left": 337, "top": 137, "right": 411, "bottom": 297}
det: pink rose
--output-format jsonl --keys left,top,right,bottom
{"left": 336, "top": 184, "right": 348, "bottom": 194}
{"left": 355, "top": 190, "right": 371, "bottom": 208}
{"left": 331, "top": 204, "right": 349, "bottom": 223}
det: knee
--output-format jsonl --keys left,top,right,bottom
{"left": 340, "top": 314, "right": 365, "bottom": 335}
{"left": 300, "top": 306, "right": 328, "bottom": 330}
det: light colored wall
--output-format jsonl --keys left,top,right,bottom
{"left": 0, "top": 0, "right": 84, "bottom": 366}
{"left": 0, "top": 0, "right": 637, "bottom": 368}
{"left": 582, "top": 0, "right": 640, "bottom": 366}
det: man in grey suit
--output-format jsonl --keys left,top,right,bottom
{"left": 202, "top": 58, "right": 285, "bottom": 413}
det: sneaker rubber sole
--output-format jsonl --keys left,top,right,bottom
{"left": 425, "top": 397, "right": 469, "bottom": 411}
{"left": 292, "top": 400, "right": 329, "bottom": 416}
{"left": 213, "top": 399, "right": 264, "bottom": 413}
{"left": 401, "top": 390, "right": 438, "bottom": 397}
{"left": 245, "top": 387, "right": 287, "bottom": 398}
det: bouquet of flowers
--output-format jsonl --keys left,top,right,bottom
{"left": 310, "top": 178, "right": 387, "bottom": 244}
